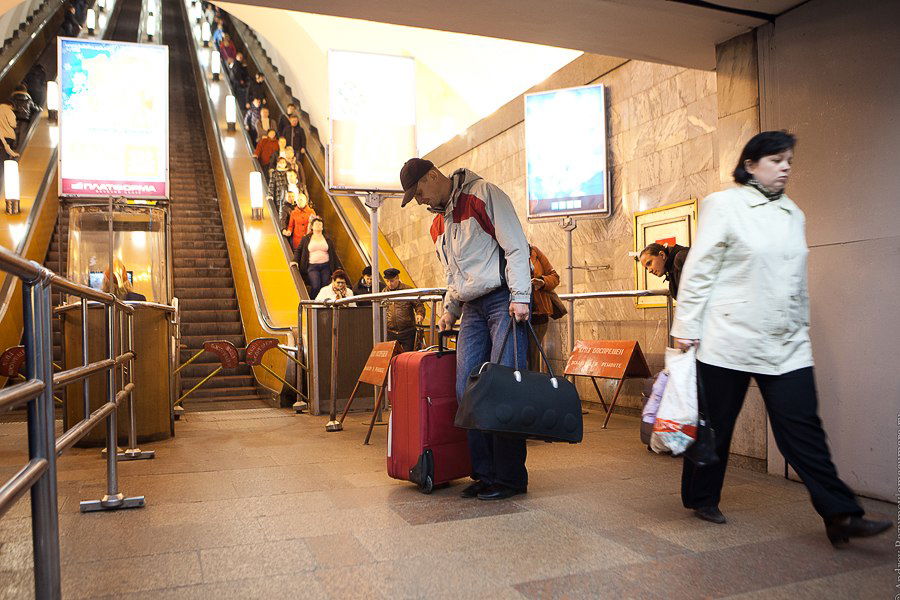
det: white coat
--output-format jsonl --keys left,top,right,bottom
{"left": 670, "top": 185, "right": 814, "bottom": 375}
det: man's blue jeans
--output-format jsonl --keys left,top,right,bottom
{"left": 456, "top": 287, "right": 529, "bottom": 491}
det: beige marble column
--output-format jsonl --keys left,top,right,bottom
{"left": 715, "top": 32, "right": 760, "bottom": 185}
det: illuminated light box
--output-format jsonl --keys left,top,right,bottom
{"left": 328, "top": 50, "right": 416, "bottom": 193}
{"left": 58, "top": 38, "right": 169, "bottom": 199}
{"left": 524, "top": 84, "right": 609, "bottom": 220}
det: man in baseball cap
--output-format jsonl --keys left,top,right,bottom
{"left": 398, "top": 155, "right": 533, "bottom": 502}
{"left": 400, "top": 157, "right": 437, "bottom": 208}
{"left": 382, "top": 267, "right": 424, "bottom": 352}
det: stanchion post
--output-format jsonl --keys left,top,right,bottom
{"left": 119, "top": 310, "right": 154, "bottom": 460}
{"left": 429, "top": 299, "right": 437, "bottom": 348}
{"left": 25, "top": 273, "right": 61, "bottom": 599}
{"left": 665, "top": 293, "right": 674, "bottom": 348}
{"left": 325, "top": 305, "right": 342, "bottom": 431}
{"left": 292, "top": 305, "right": 308, "bottom": 413}
{"left": 81, "top": 302, "right": 145, "bottom": 512}
{"left": 81, "top": 296, "right": 89, "bottom": 419}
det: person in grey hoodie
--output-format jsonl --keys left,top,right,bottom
{"left": 400, "top": 157, "right": 531, "bottom": 501}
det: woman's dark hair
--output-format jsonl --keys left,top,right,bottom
{"left": 331, "top": 269, "right": 349, "bottom": 283}
{"left": 638, "top": 243, "right": 667, "bottom": 260}
{"left": 733, "top": 130, "right": 796, "bottom": 184}
{"left": 309, "top": 217, "right": 324, "bottom": 230}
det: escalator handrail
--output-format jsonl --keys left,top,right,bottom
{"left": 0, "top": 0, "right": 60, "bottom": 86}
{"left": 0, "top": 0, "right": 122, "bottom": 321}
{"left": 208, "top": 49, "right": 307, "bottom": 294}
{"left": 181, "top": 0, "right": 292, "bottom": 335}
{"left": 223, "top": 14, "right": 371, "bottom": 264}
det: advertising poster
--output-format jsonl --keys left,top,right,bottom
{"left": 525, "top": 84, "right": 609, "bottom": 219}
{"left": 58, "top": 38, "right": 169, "bottom": 198}
{"left": 328, "top": 50, "right": 416, "bottom": 193}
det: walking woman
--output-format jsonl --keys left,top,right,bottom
{"left": 670, "top": 131, "right": 890, "bottom": 545}
{"left": 294, "top": 217, "right": 341, "bottom": 299}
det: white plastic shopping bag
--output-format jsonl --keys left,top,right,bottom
{"left": 642, "top": 370, "right": 668, "bottom": 426}
{"left": 650, "top": 347, "right": 698, "bottom": 455}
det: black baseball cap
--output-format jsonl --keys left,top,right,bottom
{"left": 400, "top": 158, "right": 434, "bottom": 207}
{"left": 383, "top": 268, "right": 401, "bottom": 279}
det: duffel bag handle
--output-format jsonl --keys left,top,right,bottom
{"left": 496, "top": 318, "right": 559, "bottom": 381}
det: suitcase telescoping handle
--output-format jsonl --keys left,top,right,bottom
{"left": 421, "top": 329, "right": 458, "bottom": 354}
{"left": 437, "top": 330, "right": 457, "bottom": 355}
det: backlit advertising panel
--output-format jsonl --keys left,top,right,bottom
{"left": 58, "top": 38, "right": 169, "bottom": 198}
{"left": 525, "top": 84, "right": 609, "bottom": 219}
{"left": 328, "top": 50, "right": 416, "bottom": 193}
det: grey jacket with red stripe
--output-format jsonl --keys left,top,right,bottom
{"left": 430, "top": 169, "right": 531, "bottom": 318}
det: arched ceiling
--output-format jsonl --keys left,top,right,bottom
{"left": 217, "top": 2, "right": 582, "bottom": 154}
{"left": 216, "top": 0, "right": 806, "bottom": 69}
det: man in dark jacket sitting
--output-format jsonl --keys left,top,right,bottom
{"left": 638, "top": 242, "right": 689, "bottom": 300}
{"left": 382, "top": 268, "right": 425, "bottom": 353}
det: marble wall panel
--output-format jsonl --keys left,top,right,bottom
{"left": 686, "top": 94, "right": 718, "bottom": 140}
{"left": 716, "top": 31, "right": 758, "bottom": 119}
{"left": 717, "top": 106, "right": 760, "bottom": 184}
{"left": 682, "top": 132, "right": 715, "bottom": 175}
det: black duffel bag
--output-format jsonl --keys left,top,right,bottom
{"left": 455, "top": 319, "right": 583, "bottom": 443}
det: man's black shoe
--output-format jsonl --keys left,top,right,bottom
{"left": 693, "top": 506, "right": 727, "bottom": 524}
{"left": 460, "top": 481, "right": 488, "bottom": 498}
{"left": 477, "top": 484, "right": 525, "bottom": 501}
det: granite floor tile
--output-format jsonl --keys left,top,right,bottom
{"left": 303, "top": 532, "right": 375, "bottom": 570}
{"left": 0, "top": 407, "right": 892, "bottom": 599}
{"left": 389, "top": 494, "right": 527, "bottom": 525}
{"left": 198, "top": 538, "right": 316, "bottom": 583}
{"left": 724, "top": 565, "right": 889, "bottom": 599}
{"left": 515, "top": 532, "right": 893, "bottom": 600}
{"left": 61, "top": 551, "right": 203, "bottom": 600}
{"left": 96, "top": 572, "right": 328, "bottom": 600}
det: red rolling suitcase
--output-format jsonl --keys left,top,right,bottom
{"left": 387, "top": 332, "right": 471, "bottom": 493}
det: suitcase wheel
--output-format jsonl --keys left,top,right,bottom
{"left": 421, "top": 475, "right": 434, "bottom": 494}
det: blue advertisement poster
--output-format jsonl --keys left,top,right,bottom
{"left": 58, "top": 37, "right": 169, "bottom": 198}
{"left": 524, "top": 84, "right": 609, "bottom": 219}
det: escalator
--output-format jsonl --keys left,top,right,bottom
{"left": 42, "top": 0, "right": 142, "bottom": 375}
{"left": 164, "top": 0, "right": 272, "bottom": 411}
{"left": 222, "top": 14, "right": 413, "bottom": 290}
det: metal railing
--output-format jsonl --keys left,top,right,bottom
{"left": 0, "top": 245, "right": 150, "bottom": 600}
{"left": 557, "top": 288, "right": 674, "bottom": 345}
{"left": 297, "top": 286, "right": 673, "bottom": 431}
{"left": 297, "top": 287, "right": 444, "bottom": 428}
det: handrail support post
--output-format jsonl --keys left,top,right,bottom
{"left": 118, "top": 311, "right": 154, "bottom": 461}
{"left": 80, "top": 303, "right": 146, "bottom": 512}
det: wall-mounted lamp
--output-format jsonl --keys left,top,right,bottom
{"left": 46, "top": 80, "right": 59, "bottom": 122}
{"left": 249, "top": 171, "right": 264, "bottom": 220}
{"left": 86, "top": 8, "right": 96, "bottom": 35}
{"left": 210, "top": 51, "right": 221, "bottom": 81}
{"left": 201, "top": 21, "right": 210, "bottom": 46}
{"left": 225, "top": 95, "right": 236, "bottom": 130}
{"left": 4, "top": 160, "right": 20, "bottom": 214}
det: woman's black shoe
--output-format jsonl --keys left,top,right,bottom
{"left": 693, "top": 506, "right": 727, "bottom": 524}
{"left": 825, "top": 516, "right": 891, "bottom": 546}
{"left": 460, "top": 481, "right": 488, "bottom": 498}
